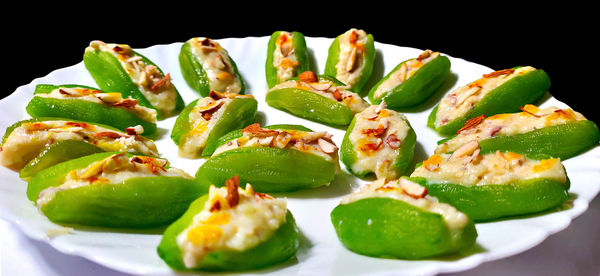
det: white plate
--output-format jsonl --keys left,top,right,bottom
{"left": 1, "top": 36, "right": 598, "bottom": 276}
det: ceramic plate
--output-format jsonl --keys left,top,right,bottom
{"left": 1, "top": 36, "right": 598, "bottom": 275}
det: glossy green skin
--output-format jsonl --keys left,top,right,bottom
{"left": 158, "top": 195, "right": 299, "bottom": 271}
{"left": 324, "top": 32, "right": 375, "bottom": 93}
{"left": 27, "top": 152, "right": 208, "bottom": 228}
{"left": 179, "top": 41, "right": 245, "bottom": 97}
{"left": 265, "top": 31, "right": 312, "bottom": 88}
{"left": 1, "top": 118, "right": 139, "bottom": 171}
{"left": 408, "top": 176, "right": 570, "bottom": 222}
{"left": 428, "top": 69, "right": 551, "bottom": 136}
{"left": 83, "top": 47, "right": 185, "bottom": 119}
{"left": 331, "top": 197, "right": 477, "bottom": 259}
{"left": 26, "top": 84, "right": 157, "bottom": 135}
{"left": 170, "top": 97, "right": 257, "bottom": 156}
{"left": 19, "top": 140, "right": 104, "bottom": 180}
{"left": 340, "top": 115, "right": 417, "bottom": 178}
{"left": 266, "top": 75, "right": 355, "bottom": 126}
{"left": 202, "top": 124, "right": 313, "bottom": 157}
{"left": 368, "top": 56, "right": 451, "bottom": 108}
{"left": 439, "top": 120, "right": 600, "bottom": 160}
{"left": 196, "top": 147, "right": 336, "bottom": 193}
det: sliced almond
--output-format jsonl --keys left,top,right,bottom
{"left": 456, "top": 115, "right": 486, "bottom": 135}
{"left": 225, "top": 175, "right": 240, "bottom": 207}
{"left": 374, "top": 101, "right": 387, "bottom": 114}
{"left": 483, "top": 69, "right": 515, "bottom": 79}
{"left": 449, "top": 141, "right": 480, "bottom": 161}
{"left": 317, "top": 138, "right": 338, "bottom": 153}
{"left": 125, "top": 125, "right": 144, "bottom": 136}
{"left": 399, "top": 179, "right": 427, "bottom": 199}
{"left": 112, "top": 98, "right": 139, "bottom": 109}
{"left": 57, "top": 88, "right": 80, "bottom": 96}
{"left": 385, "top": 134, "right": 402, "bottom": 150}
{"left": 308, "top": 81, "right": 332, "bottom": 91}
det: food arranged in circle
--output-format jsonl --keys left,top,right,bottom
{"left": 1, "top": 28, "right": 598, "bottom": 273}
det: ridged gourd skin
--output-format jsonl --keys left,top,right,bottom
{"left": 331, "top": 197, "right": 477, "bottom": 259}
{"left": 157, "top": 195, "right": 300, "bottom": 271}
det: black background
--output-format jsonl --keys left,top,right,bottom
{"left": 1, "top": 8, "right": 597, "bottom": 124}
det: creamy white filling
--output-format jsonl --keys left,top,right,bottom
{"left": 177, "top": 184, "right": 287, "bottom": 268}
{"left": 178, "top": 97, "right": 233, "bottom": 158}
{"left": 411, "top": 151, "right": 566, "bottom": 187}
{"left": 435, "top": 106, "right": 587, "bottom": 154}
{"left": 373, "top": 50, "right": 440, "bottom": 99}
{"left": 272, "top": 32, "right": 299, "bottom": 83}
{"left": 212, "top": 126, "right": 338, "bottom": 162}
{"left": 38, "top": 88, "right": 157, "bottom": 122}
{"left": 334, "top": 29, "right": 369, "bottom": 88}
{"left": 36, "top": 154, "right": 191, "bottom": 207}
{"left": 435, "top": 66, "right": 537, "bottom": 127}
{"left": 0, "top": 120, "right": 158, "bottom": 170}
{"left": 341, "top": 178, "right": 469, "bottom": 230}
{"left": 269, "top": 80, "right": 369, "bottom": 113}
{"left": 348, "top": 105, "right": 411, "bottom": 179}
{"left": 189, "top": 38, "right": 242, "bottom": 93}
{"left": 86, "top": 40, "right": 178, "bottom": 116}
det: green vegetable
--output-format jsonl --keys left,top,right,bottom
{"left": 428, "top": 68, "right": 551, "bottom": 135}
{"left": 27, "top": 152, "right": 208, "bottom": 228}
{"left": 26, "top": 84, "right": 157, "bottom": 135}
{"left": 408, "top": 175, "right": 570, "bottom": 222}
{"left": 170, "top": 96, "right": 257, "bottom": 157}
{"left": 83, "top": 42, "right": 185, "bottom": 119}
{"left": 19, "top": 140, "right": 104, "bottom": 180}
{"left": 196, "top": 147, "right": 337, "bottom": 193}
{"left": 202, "top": 124, "right": 312, "bottom": 157}
{"left": 265, "top": 31, "right": 311, "bottom": 88}
{"left": 265, "top": 75, "right": 365, "bottom": 126}
{"left": 340, "top": 111, "right": 416, "bottom": 178}
{"left": 157, "top": 195, "right": 299, "bottom": 271}
{"left": 368, "top": 53, "right": 450, "bottom": 108}
{"left": 179, "top": 38, "right": 245, "bottom": 97}
{"left": 324, "top": 29, "right": 375, "bottom": 94}
{"left": 330, "top": 196, "right": 477, "bottom": 259}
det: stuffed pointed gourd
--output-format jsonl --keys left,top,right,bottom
{"left": 428, "top": 66, "right": 550, "bottom": 135}
{"left": 26, "top": 84, "right": 157, "bottom": 135}
{"left": 435, "top": 105, "right": 599, "bottom": 160}
{"left": 368, "top": 50, "right": 451, "bottom": 108}
{"left": 28, "top": 152, "right": 206, "bottom": 228}
{"left": 158, "top": 176, "right": 299, "bottom": 271}
{"left": 331, "top": 177, "right": 477, "bottom": 259}
{"left": 196, "top": 123, "right": 339, "bottom": 193}
{"left": 340, "top": 102, "right": 416, "bottom": 179}
{"left": 83, "top": 40, "right": 185, "bottom": 118}
{"left": 410, "top": 144, "right": 570, "bottom": 221}
{"left": 324, "top": 28, "right": 375, "bottom": 93}
{"left": 265, "top": 31, "right": 311, "bottom": 88}
{"left": 179, "top": 37, "right": 245, "bottom": 97}
{"left": 0, "top": 118, "right": 158, "bottom": 171}
{"left": 265, "top": 71, "right": 369, "bottom": 126}
{"left": 171, "top": 91, "right": 257, "bottom": 158}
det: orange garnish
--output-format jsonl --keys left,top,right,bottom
{"left": 298, "top": 71, "right": 318, "bottom": 83}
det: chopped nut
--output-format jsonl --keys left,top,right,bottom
{"left": 456, "top": 115, "right": 486, "bottom": 134}
{"left": 112, "top": 98, "right": 139, "bottom": 108}
{"left": 225, "top": 175, "right": 240, "bottom": 207}
{"left": 332, "top": 90, "right": 343, "bottom": 101}
{"left": 241, "top": 123, "right": 279, "bottom": 137}
{"left": 449, "top": 141, "right": 480, "bottom": 161}
{"left": 125, "top": 125, "right": 144, "bottom": 136}
{"left": 385, "top": 134, "right": 402, "bottom": 150}
{"left": 483, "top": 69, "right": 515, "bottom": 78}
{"left": 308, "top": 81, "right": 333, "bottom": 91}
{"left": 317, "top": 138, "right": 338, "bottom": 153}
{"left": 150, "top": 73, "right": 171, "bottom": 92}
{"left": 298, "top": 71, "right": 318, "bottom": 83}
{"left": 399, "top": 179, "right": 428, "bottom": 199}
